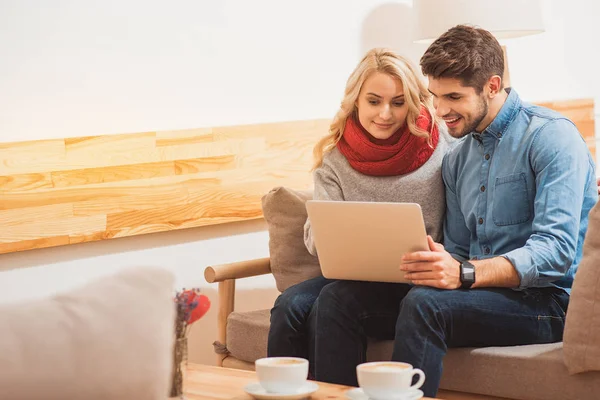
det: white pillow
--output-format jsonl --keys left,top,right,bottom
{"left": 0, "top": 267, "right": 175, "bottom": 400}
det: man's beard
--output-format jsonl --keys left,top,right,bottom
{"left": 459, "top": 95, "right": 489, "bottom": 137}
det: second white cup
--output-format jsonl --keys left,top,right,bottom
{"left": 357, "top": 361, "right": 425, "bottom": 400}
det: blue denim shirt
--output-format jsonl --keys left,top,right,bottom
{"left": 442, "top": 89, "right": 597, "bottom": 292}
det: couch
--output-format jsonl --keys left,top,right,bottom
{"left": 204, "top": 187, "right": 600, "bottom": 400}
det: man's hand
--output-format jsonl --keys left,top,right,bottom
{"left": 400, "top": 235, "right": 462, "bottom": 290}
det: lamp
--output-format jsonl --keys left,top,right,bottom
{"left": 413, "top": 0, "right": 545, "bottom": 87}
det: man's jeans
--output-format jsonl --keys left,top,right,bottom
{"left": 267, "top": 276, "right": 334, "bottom": 376}
{"left": 312, "top": 281, "right": 569, "bottom": 397}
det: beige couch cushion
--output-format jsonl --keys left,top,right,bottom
{"left": 262, "top": 187, "right": 321, "bottom": 292}
{"left": 0, "top": 267, "right": 175, "bottom": 400}
{"left": 227, "top": 309, "right": 270, "bottom": 363}
{"left": 442, "top": 344, "right": 600, "bottom": 400}
{"left": 564, "top": 201, "right": 600, "bottom": 374}
{"left": 227, "top": 309, "right": 600, "bottom": 400}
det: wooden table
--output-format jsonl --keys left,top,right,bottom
{"left": 182, "top": 363, "right": 437, "bottom": 399}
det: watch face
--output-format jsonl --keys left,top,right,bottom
{"left": 461, "top": 262, "right": 475, "bottom": 284}
{"left": 463, "top": 269, "right": 475, "bottom": 282}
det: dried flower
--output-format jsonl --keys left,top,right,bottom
{"left": 174, "top": 288, "right": 210, "bottom": 339}
{"left": 170, "top": 288, "right": 210, "bottom": 397}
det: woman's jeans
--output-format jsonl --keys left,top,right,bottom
{"left": 267, "top": 276, "right": 334, "bottom": 376}
{"left": 312, "top": 281, "right": 569, "bottom": 398}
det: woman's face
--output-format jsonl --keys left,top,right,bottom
{"left": 356, "top": 72, "right": 408, "bottom": 140}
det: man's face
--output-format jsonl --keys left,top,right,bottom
{"left": 428, "top": 77, "right": 489, "bottom": 138}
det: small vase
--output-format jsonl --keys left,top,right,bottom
{"left": 169, "top": 337, "right": 188, "bottom": 398}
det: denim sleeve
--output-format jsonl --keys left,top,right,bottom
{"left": 442, "top": 153, "right": 470, "bottom": 262}
{"left": 502, "top": 119, "right": 594, "bottom": 289}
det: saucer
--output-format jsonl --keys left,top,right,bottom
{"left": 244, "top": 381, "right": 319, "bottom": 399}
{"left": 345, "top": 387, "right": 424, "bottom": 400}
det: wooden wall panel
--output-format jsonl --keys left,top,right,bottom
{"left": 0, "top": 99, "right": 594, "bottom": 254}
{"left": 0, "top": 119, "right": 329, "bottom": 254}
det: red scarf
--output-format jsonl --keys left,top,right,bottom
{"left": 337, "top": 107, "right": 439, "bottom": 176}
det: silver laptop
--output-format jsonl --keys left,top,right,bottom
{"left": 305, "top": 200, "right": 429, "bottom": 283}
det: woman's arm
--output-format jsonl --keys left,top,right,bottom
{"left": 304, "top": 161, "right": 344, "bottom": 255}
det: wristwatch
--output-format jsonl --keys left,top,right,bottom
{"left": 459, "top": 261, "right": 476, "bottom": 289}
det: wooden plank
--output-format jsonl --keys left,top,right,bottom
{"left": 72, "top": 186, "right": 189, "bottom": 216}
{"left": 105, "top": 183, "right": 272, "bottom": 232}
{"left": 0, "top": 236, "right": 71, "bottom": 254}
{"left": 0, "top": 214, "right": 106, "bottom": 243}
{"left": 0, "top": 139, "right": 66, "bottom": 175}
{"left": 0, "top": 204, "right": 73, "bottom": 225}
{"left": 0, "top": 186, "right": 129, "bottom": 210}
{"left": 157, "top": 137, "right": 265, "bottom": 162}
{"left": 0, "top": 173, "right": 53, "bottom": 192}
{"left": 174, "top": 155, "right": 237, "bottom": 175}
{"left": 156, "top": 127, "right": 214, "bottom": 146}
{"left": 51, "top": 160, "right": 177, "bottom": 188}
{"left": 64, "top": 132, "right": 156, "bottom": 150}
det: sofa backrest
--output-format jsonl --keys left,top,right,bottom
{"left": 564, "top": 199, "right": 600, "bottom": 374}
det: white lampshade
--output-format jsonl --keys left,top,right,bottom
{"left": 414, "top": 0, "right": 545, "bottom": 43}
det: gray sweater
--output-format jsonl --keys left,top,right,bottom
{"left": 304, "top": 128, "right": 453, "bottom": 256}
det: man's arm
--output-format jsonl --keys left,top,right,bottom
{"left": 501, "top": 119, "right": 595, "bottom": 288}
{"left": 402, "top": 119, "right": 594, "bottom": 290}
{"left": 470, "top": 257, "right": 520, "bottom": 288}
{"left": 401, "top": 236, "right": 519, "bottom": 289}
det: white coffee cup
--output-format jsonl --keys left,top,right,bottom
{"left": 357, "top": 361, "right": 425, "bottom": 400}
{"left": 255, "top": 357, "right": 309, "bottom": 394}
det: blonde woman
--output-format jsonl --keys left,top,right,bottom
{"left": 267, "top": 48, "right": 452, "bottom": 378}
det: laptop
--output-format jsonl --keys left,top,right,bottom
{"left": 305, "top": 200, "right": 429, "bottom": 283}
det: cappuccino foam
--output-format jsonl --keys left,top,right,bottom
{"left": 273, "top": 359, "right": 304, "bottom": 365}
{"left": 364, "top": 363, "right": 410, "bottom": 372}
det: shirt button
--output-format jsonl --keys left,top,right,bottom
{"left": 480, "top": 185, "right": 486, "bottom": 192}
{"left": 478, "top": 218, "right": 484, "bottom": 224}
{"left": 498, "top": 133, "right": 502, "bottom": 138}
{"left": 485, "top": 247, "right": 491, "bottom": 255}
{"left": 485, "top": 154, "right": 490, "bottom": 160}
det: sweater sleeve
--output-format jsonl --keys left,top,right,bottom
{"left": 304, "top": 158, "right": 344, "bottom": 255}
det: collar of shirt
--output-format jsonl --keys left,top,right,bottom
{"left": 471, "top": 88, "right": 521, "bottom": 143}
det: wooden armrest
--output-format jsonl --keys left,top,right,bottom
{"left": 204, "top": 257, "right": 271, "bottom": 283}
{"left": 205, "top": 257, "right": 272, "bottom": 367}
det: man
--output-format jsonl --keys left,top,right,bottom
{"left": 312, "top": 25, "right": 597, "bottom": 397}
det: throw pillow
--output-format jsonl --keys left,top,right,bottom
{"left": 262, "top": 186, "right": 322, "bottom": 292}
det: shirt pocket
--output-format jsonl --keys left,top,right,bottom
{"left": 493, "top": 173, "right": 531, "bottom": 226}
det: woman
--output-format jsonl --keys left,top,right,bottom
{"left": 267, "top": 48, "right": 451, "bottom": 377}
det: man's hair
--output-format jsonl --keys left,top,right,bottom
{"left": 420, "top": 25, "right": 504, "bottom": 93}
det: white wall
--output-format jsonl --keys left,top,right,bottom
{"left": 0, "top": 0, "right": 598, "bottom": 365}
